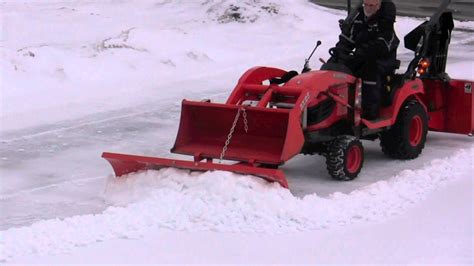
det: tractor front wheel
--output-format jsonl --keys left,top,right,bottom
{"left": 326, "top": 135, "right": 364, "bottom": 181}
{"left": 380, "top": 100, "right": 428, "bottom": 159}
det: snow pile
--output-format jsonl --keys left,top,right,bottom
{"left": 2, "top": 0, "right": 473, "bottom": 132}
{"left": 0, "top": 0, "right": 328, "bottom": 132}
{"left": 205, "top": 0, "right": 282, "bottom": 23}
{"left": 1, "top": 146, "right": 472, "bottom": 260}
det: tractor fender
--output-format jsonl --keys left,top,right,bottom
{"left": 387, "top": 78, "right": 427, "bottom": 124}
{"left": 364, "top": 78, "right": 426, "bottom": 129}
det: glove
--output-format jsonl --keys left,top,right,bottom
{"left": 329, "top": 47, "right": 352, "bottom": 62}
{"left": 329, "top": 47, "right": 340, "bottom": 57}
{"left": 338, "top": 19, "right": 351, "bottom": 35}
{"left": 353, "top": 48, "right": 366, "bottom": 60}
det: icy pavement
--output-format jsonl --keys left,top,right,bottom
{"left": 1, "top": 103, "right": 472, "bottom": 230}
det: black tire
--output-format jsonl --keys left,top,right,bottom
{"left": 380, "top": 100, "right": 428, "bottom": 159}
{"left": 326, "top": 135, "right": 364, "bottom": 181}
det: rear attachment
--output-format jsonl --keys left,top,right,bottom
{"left": 424, "top": 79, "right": 474, "bottom": 135}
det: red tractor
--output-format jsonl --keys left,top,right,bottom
{"left": 103, "top": 0, "right": 473, "bottom": 188}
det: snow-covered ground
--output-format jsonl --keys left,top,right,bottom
{"left": 0, "top": 0, "right": 473, "bottom": 264}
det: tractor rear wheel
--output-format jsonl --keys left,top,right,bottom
{"left": 326, "top": 135, "right": 364, "bottom": 181}
{"left": 380, "top": 100, "right": 428, "bottom": 159}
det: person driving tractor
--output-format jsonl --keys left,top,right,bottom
{"left": 331, "top": 0, "right": 399, "bottom": 120}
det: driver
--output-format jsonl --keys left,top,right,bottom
{"left": 331, "top": 0, "right": 399, "bottom": 120}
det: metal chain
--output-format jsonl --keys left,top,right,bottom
{"left": 242, "top": 108, "right": 248, "bottom": 133}
{"left": 219, "top": 107, "right": 249, "bottom": 162}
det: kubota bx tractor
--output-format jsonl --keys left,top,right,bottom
{"left": 103, "top": 0, "right": 473, "bottom": 189}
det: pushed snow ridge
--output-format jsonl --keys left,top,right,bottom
{"left": 1, "top": 147, "right": 472, "bottom": 260}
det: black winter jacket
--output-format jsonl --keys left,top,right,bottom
{"left": 336, "top": 0, "right": 399, "bottom": 65}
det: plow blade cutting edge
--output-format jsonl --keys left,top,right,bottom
{"left": 101, "top": 152, "right": 289, "bottom": 188}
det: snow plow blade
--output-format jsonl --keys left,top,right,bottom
{"left": 102, "top": 152, "right": 289, "bottom": 188}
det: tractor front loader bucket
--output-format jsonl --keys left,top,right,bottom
{"left": 102, "top": 97, "right": 307, "bottom": 189}
{"left": 172, "top": 100, "right": 305, "bottom": 165}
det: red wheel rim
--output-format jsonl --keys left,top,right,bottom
{"left": 409, "top": 115, "right": 423, "bottom": 146}
{"left": 346, "top": 145, "right": 362, "bottom": 174}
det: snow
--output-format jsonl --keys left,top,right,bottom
{"left": 1, "top": 147, "right": 473, "bottom": 262}
{"left": 9, "top": 170, "right": 473, "bottom": 264}
{"left": 0, "top": 0, "right": 473, "bottom": 264}
{"left": 3, "top": 0, "right": 472, "bottom": 133}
